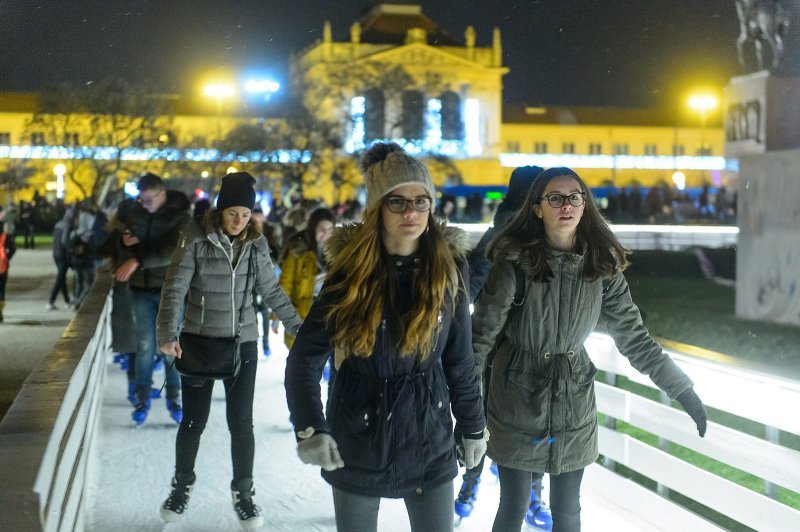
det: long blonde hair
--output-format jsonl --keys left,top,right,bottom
{"left": 324, "top": 208, "right": 461, "bottom": 359}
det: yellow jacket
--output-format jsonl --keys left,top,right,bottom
{"left": 279, "top": 238, "right": 323, "bottom": 347}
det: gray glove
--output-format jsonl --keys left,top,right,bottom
{"left": 297, "top": 433, "right": 345, "bottom": 471}
{"left": 458, "top": 430, "right": 488, "bottom": 469}
{"left": 676, "top": 388, "right": 708, "bottom": 438}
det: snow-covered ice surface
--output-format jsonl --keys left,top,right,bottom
{"left": 85, "top": 327, "right": 658, "bottom": 532}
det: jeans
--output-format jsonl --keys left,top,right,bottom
{"left": 175, "top": 341, "right": 258, "bottom": 483}
{"left": 493, "top": 465, "right": 584, "bottom": 532}
{"left": 332, "top": 480, "right": 454, "bottom": 532}
{"left": 49, "top": 257, "right": 70, "bottom": 305}
{"left": 73, "top": 265, "right": 96, "bottom": 307}
{"left": 131, "top": 289, "right": 180, "bottom": 402}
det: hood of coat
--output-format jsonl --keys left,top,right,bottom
{"left": 324, "top": 220, "right": 470, "bottom": 265}
{"left": 491, "top": 235, "right": 586, "bottom": 280}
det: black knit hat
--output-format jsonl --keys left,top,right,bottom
{"left": 506, "top": 166, "right": 543, "bottom": 207}
{"left": 217, "top": 172, "right": 256, "bottom": 211}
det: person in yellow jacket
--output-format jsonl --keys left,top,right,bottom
{"left": 278, "top": 207, "right": 336, "bottom": 348}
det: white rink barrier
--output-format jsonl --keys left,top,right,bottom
{"left": 0, "top": 275, "right": 113, "bottom": 532}
{"left": 453, "top": 223, "right": 738, "bottom": 251}
{"left": 586, "top": 332, "right": 800, "bottom": 531}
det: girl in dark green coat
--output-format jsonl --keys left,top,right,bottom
{"left": 472, "top": 167, "right": 708, "bottom": 531}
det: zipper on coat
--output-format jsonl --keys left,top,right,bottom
{"left": 200, "top": 295, "right": 205, "bottom": 326}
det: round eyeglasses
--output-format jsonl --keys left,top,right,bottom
{"left": 384, "top": 196, "right": 432, "bottom": 213}
{"left": 541, "top": 192, "right": 586, "bottom": 208}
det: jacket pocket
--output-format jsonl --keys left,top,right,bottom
{"left": 330, "top": 373, "right": 388, "bottom": 471}
{"left": 569, "top": 358, "right": 598, "bottom": 427}
{"left": 488, "top": 348, "right": 550, "bottom": 435}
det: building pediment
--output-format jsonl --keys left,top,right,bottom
{"left": 357, "top": 43, "right": 488, "bottom": 69}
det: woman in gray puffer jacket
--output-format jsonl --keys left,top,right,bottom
{"left": 472, "top": 167, "right": 708, "bottom": 532}
{"left": 156, "top": 172, "right": 302, "bottom": 530}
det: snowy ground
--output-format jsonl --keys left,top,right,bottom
{"left": 85, "top": 326, "right": 660, "bottom": 532}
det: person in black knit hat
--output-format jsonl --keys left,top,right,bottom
{"left": 456, "top": 165, "right": 553, "bottom": 529}
{"left": 157, "top": 170, "right": 302, "bottom": 529}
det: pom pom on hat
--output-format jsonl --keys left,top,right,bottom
{"left": 361, "top": 142, "right": 435, "bottom": 211}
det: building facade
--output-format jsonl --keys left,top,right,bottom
{"left": 0, "top": 3, "right": 729, "bottom": 206}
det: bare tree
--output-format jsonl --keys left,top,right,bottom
{"left": 27, "top": 78, "right": 175, "bottom": 203}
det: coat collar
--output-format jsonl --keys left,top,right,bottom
{"left": 325, "top": 220, "right": 470, "bottom": 265}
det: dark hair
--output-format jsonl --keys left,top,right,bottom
{"left": 303, "top": 207, "right": 336, "bottom": 248}
{"left": 487, "top": 166, "right": 629, "bottom": 282}
{"left": 137, "top": 172, "right": 164, "bottom": 192}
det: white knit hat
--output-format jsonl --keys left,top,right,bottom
{"left": 361, "top": 142, "right": 435, "bottom": 211}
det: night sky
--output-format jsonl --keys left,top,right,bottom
{"left": 0, "top": 1, "right": 744, "bottom": 107}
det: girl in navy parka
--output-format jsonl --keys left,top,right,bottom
{"left": 285, "top": 143, "right": 487, "bottom": 531}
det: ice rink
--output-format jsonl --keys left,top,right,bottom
{"left": 85, "top": 327, "right": 665, "bottom": 532}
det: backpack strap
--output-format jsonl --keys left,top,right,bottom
{"left": 511, "top": 263, "right": 525, "bottom": 306}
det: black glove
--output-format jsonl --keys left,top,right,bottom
{"left": 676, "top": 388, "right": 707, "bottom": 437}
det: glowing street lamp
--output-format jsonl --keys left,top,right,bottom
{"left": 53, "top": 163, "right": 66, "bottom": 199}
{"left": 688, "top": 94, "right": 718, "bottom": 155}
{"left": 244, "top": 79, "right": 280, "bottom": 100}
{"left": 203, "top": 83, "right": 235, "bottom": 141}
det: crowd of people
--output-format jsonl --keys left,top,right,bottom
{"left": 1, "top": 152, "right": 710, "bottom": 531}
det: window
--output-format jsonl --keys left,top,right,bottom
{"left": 697, "top": 146, "right": 713, "bottom": 156}
{"left": 562, "top": 142, "right": 575, "bottom": 154}
{"left": 534, "top": 142, "right": 548, "bottom": 153}
{"left": 672, "top": 144, "right": 685, "bottom": 156}
{"left": 31, "top": 132, "right": 45, "bottom": 145}
{"left": 440, "top": 91, "right": 463, "bottom": 140}
{"left": 644, "top": 144, "right": 657, "bottom": 155}
{"left": 364, "top": 88, "right": 385, "bottom": 142}
{"left": 401, "top": 90, "right": 425, "bottom": 140}
{"left": 589, "top": 143, "right": 602, "bottom": 154}
{"left": 612, "top": 143, "right": 629, "bottom": 155}
{"left": 506, "top": 141, "right": 520, "bottom": 152}
{"left": 63, "top": 133, "right": 79, "bottom": 146}
{"left": 0, "top": 132, "right": 10, "bottom": 145}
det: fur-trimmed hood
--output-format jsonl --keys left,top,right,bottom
{"left": 490, "top": 234, "right": 586, "bottom": 279}
{"left": 324, "top": 220, "right": 470, "bottom": 265}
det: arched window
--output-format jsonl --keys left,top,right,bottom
{"left": 402, "top": 90, "right": 425, "bottom": 140}
{"left": 364, "top": 88, "right": 385, "bottom": 142}
{"left": 440, "top": 91, "right": 463, "bottom": 140}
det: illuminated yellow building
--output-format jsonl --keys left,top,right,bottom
{"left": 0, "top": 3, "right": 729, "bottom": 206}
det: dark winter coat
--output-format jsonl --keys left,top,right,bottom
{"left": 126, "top": 190, "right": 191, "bottom": 291}
{"left": 156, "top": 218, "right": 302, "bottom": 347}
{"left": 285, "top": 223, "right": 485, "bottom": 498}
{"left": 466, "top": 201, "right": 518, "bottom": 301}
{"left": 472, "top": 236, "right": 694, "bottom": 475}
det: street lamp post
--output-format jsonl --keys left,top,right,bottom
{"left": 203, "top": 83, "right": 235, "bottom": 143}
{"left": 53, "top": 163, "right": 66, "bottom": 200}
{"left": 688, "top": 94, "right": 718, "bottom": 193}
{"left": 688, "top": 94, "right": 718, "bottom": 156}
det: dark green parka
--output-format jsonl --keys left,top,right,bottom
{"left": 472, "top": 236, "right": 693, "bottom": 475}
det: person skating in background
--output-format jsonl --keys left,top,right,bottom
{"left": 0, "top": 206, "right": 17, "bottom": 323}
{"left": 285, "top": 142, "right": 486, "bottom": 532}
{"left": 157, "top": 172, "right": 302, "bottom": 529}
{"left": 116, "top": 172, "right": 191, "bottom": 426}
{"left": 97, "top": 198, "right": 140, "bottom": 404}
{"left": 456, "top": 165, "right": 553, "bottom": 530}
{"left": 277, "top": 207, "right": 335, "bottom": 350}
{"left": 472, "top": 167, "right": 708, "bottom": 531}
{"left": 47, "top": 205, "right": 75, "bottom": 311}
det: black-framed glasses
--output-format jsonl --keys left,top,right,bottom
{"left": 541, "top": 192, "right": 586, "bottom": 208}
{"left": 384, "top": 196, "right": 432, "bottom": 213}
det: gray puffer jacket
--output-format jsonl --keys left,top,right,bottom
{"left": 472, "top": 236, "right": 693, "bottom": 475}
{"left": 157, "top": 218, "right": 302, "bottom": 346}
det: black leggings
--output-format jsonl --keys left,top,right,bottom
{"left": 0, "top": 272, "right": 6, "bottom": 300}
{"left": 493, "top": 465, "right": 584, "bottom": 532}
{"left": 174, "top": 341, "right": 258, "bottom": 483}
